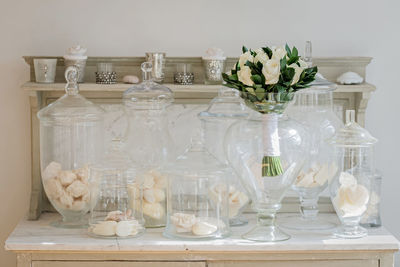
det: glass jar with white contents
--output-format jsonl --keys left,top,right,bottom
{"left": 283, "top": 83, "right": 343, "bottom": 230}
{"left": 198, "top": 88, "right": 250, "bottom": 226}
{"left": 163, "top": 135, "right": 231, "bottom": 240}
{"left": 88, "top": 140, "right": 145, "bottom": 238}
{"left": 329, "top": 110, "right": 377, "bottom": 238}
{"left": 38, "top": 66, "right": 104, "bottom": 228}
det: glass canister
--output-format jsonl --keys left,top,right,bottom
{"left": 329, "top": 110, "right": 377, "bottom": 238}
{"left": 163, "top": 135, "right": 231, "bottom": 240}
{"left": 88, "top": 140, "right": 145, "bottom": 238}
{"left": 123, "top": 62, "right": 174, "bottom": 227}
{"left": 198, "top": 88, "right": 250, "bottom": 226}
{"left": 224, "top": 93, "right": 309, "bottom": 242}
{"left": 360, "top": 171, "right": 382, "bottom": 227}
{"left": 283, "top": 83, "right": 343, "bottom": 230}
{"left": 37, "top": 66, "right": 104, "bottom": 228}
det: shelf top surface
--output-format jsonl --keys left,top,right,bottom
{"left": 21, "top": 82, "right": 376, "bottom": 94}
{"left": 5, "top": 213, "right": 398, "bottom": 253}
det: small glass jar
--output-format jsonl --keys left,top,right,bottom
{"left": 198, "top": 88, "right": 250, "bottom": 226}
{"left": 163, "top": 135, "right": 231, "bottom": 240}
{"left": 96, "top": 63, "right": 117, "bottom": 84}
{"left": 88, "top": 140, "right": 145, "bottom": 238}
{"left": 123, "top": 62, "right": 174, "bottom": 227}
{"left": 361, "top": 171, "right": 382, "bottom": 227}
{"left": 174, "top": 63, "right": 194, "bottom": 85}
{"left": 329, "top": 110, "right": 377, "bottom": 238}
{"left": 37, "top": 66, "right": 104, "bottom": 228}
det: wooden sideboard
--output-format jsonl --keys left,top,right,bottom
{"left": 5, "top": 213, "right": 399, "bottom": 267}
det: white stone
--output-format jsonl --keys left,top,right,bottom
{"left": 92, "top": 221, "right": 117, "bottom": 236}
{"left": 66, "top": 180, "right": 89, "bottom": 198}
{"left": 58, "top": 170, "right": 77, "bottom": 187}
{"left": 170, "top": 213, "right": 197, "bottom": 233}
{"left": 42, "top": 161, "right": 62, "bottom": 181}
{"left": 122, "top": 75, "right": 139, "bottom": 84}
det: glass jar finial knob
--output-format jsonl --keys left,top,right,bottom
{"left": 141, "top": 61, "right": 153, "bottom": 81}
{"left": 65, "top": 66, "right": 79, "bottom": 95}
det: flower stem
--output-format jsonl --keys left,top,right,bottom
{"left": 262, "top": 156, "right": 283, "bottom": 177}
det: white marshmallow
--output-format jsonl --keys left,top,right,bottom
{"left": 66, "top": 180, "right": 89, "bottom": 198}
{"left": 42, "top": 161, "right": 62, "bottom": 181}
{"left": 170, "top": 213, "right": 197, "bottom": 233}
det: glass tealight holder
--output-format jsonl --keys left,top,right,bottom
{"left": 163, "top": 135, "right": 231, "bottom": 240}
{"left": 96, "top": 62, "right": 116, "bottom": 84}
{"left": 329, "top": 110, "right": 377, "bottom": 239}
{"left": 89, "top": 140, "right": 145, "bottom": 238}
{"left": 174, "top": 63, "right": 194, "bottom": 85}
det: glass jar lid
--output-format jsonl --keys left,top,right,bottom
{"left": 123, "top": 62, "right": 173, "bottom": 110}
{"left": 198, "top": 88, "right": 250, "bottom": 119}
{"left": 165, "top": 132, "right": 228, "bottom": 177}
{"left": 329, "top": 110, "right": 377, "bottom": 147}
{"left": 37, "top": 66, "right": 104, "bottom": 121}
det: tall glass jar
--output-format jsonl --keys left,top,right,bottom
{"left": 38, "top": 66, "right": 104, "bottom": 228}
{"left": 123, "top": 62, "right": 174, "bottom": 227}
{"left": 88, "top": 140, "right": 145, "bottom": 238}
{"left": 283, "top": 84, "right": 343, "bottom": 230}
{"left": 329, "top": 110, "right": 377, "bottom": 238}
{"left": 163, "top": 135, "right": 231, "bottom": 240}
{"left": 225, "top": 93, "right": 309, "bottom": 242}
{"left": 198, "top": 88, "right": 250, "bottom": 226}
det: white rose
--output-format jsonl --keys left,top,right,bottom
{"left": 262, "top": 59, "right": 280, "bottom": 85}
{"left": 288, "top": 59, "right": 308, "bottom": 85}
{"left": 238, "top": 66, "right": 254, "bottom": 86}
{"left": 254, "top": 48, "right": 269, "bottom": 64}
{"left": 238, "top": 51, "right": 254, "bottom": 68}
{"left": 272, "top": 46, "right": 287, "bottom": 61}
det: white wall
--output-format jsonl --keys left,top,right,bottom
{"left": 1, "top": 0, "right": 399, "bottom": 265}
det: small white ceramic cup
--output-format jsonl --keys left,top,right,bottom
{"left": 34, "top": 59, "right": 57, "bottom": 83}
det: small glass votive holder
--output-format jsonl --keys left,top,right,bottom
{"left": 96, "top": 63, "right": 117, "bottom": 84}
{"left": 145, "top": 52, "right": 166, "bottom": 83}
{"left": 174, "top": 63, "right": 194, "bottom": 85}
{"left": 34, "top": 58, "right": 57, "bottom": 83}
{"left": 202, "top": 59, "right": 225, "bottom": 85}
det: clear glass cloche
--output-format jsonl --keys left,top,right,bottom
{"left": 37, "top": 66, "right": 104, "bottom": 228}
{"left": 198, "top": 88, "right": 250, "bottom": 226}
{"left": 123, "top": 62, "right": 174, "bottom": 227}
{"left": 163, "top": 133, "right": 231, "bottom": 240}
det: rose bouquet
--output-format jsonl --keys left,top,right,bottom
{"left": 222, "top": 45, "right": 317, "bottom": 177}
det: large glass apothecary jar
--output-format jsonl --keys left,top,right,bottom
{"left": 88, "top": 140, "right": 145, "bottom": 238}
{"left": 163, "top": 136, "right": 231, "bottom": 240}
{"left": 283, "top": 83, "right": 343, "bottom": 230}
{"left": 198, "top": 88, "right": 250, "bottom": 226}
{"left": 37, "top": 66, "right": 104, "bottom": 228}
{"left": 329, "top": 110, "right": 377, "bottom": 238}
{"left": 123, "top": 62, "right": 174, "bottom": 227}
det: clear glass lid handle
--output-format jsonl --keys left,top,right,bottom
{"left": 141, "top": 61, "right": 153, "bottom": 81}
{"left": 65, "top": 65, "right": 79, "bottom": 95}
{"left": 346, "top": 110, "right": 356, "bottom": 124}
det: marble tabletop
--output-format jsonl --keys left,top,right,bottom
{"left": 5, "top": 213, "right": 399, "bottom": 252}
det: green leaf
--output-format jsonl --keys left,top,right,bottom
{"left": 246, "top": 87, "right": 256, "bottom": 95}
{"left": 285, "top": 44, "right": 292, "bottom": 58}
{"left": 242, "top": 46, "right": 248, "bottom": 53}
{"left": 262, "top": 47, "right": 273, "bottom": 58}
{"left": 251, "top": 74, "right": 262, "bottom": 84}
{"left": 280, "top": 57, "right": 287, "bottom": 71}
{"left": 229, "top": 73, "right": 238, "bottom": 81}
{"left": 255, "top": 87, "right": 266, "bottom": 101}
{"left": 292, "top": 46, "right": 298, "bottom": 58}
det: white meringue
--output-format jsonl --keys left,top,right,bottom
{"left": 142, "top": 201, "right": 164, "bottom": 220}
{"left": 42, "top": 161, "right": 62, "bottom": 181}
{"left": 92, "top": 221, "right": 117, "bottom": 236}
{"left": 115, "top": 221, "right": 134, "bottom": 237}
{"left": 58, "top": 170, "right": 77, "bottom": 186}
{"left": 192, "top": 219, "right": 220, "bottom": 236}
{"left": 44, "top": 178, "right": 63, "bottom": 199}
{"left": 66, "top": 180, "right": 89, "bottom": 198}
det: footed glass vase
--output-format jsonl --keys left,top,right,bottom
{"left": 225, "top": 99, "right": 308, "bottom": 242}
